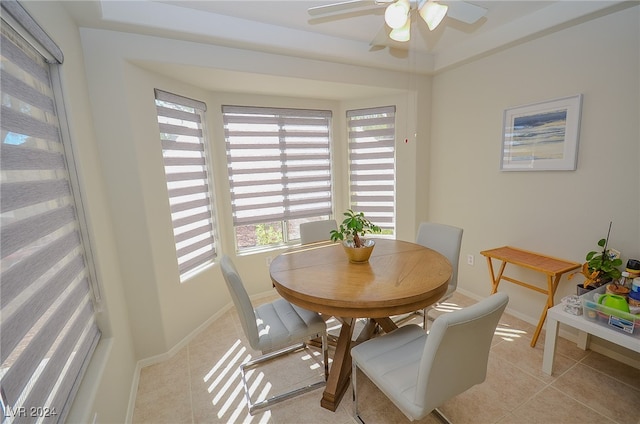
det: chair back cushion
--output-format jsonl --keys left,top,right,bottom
{"left": 416, "top": 222, "right": 463, "bottom": 292}
{"left": 416, "top": 292, "right": 508, "bottom": 410}
{"left": 300, "top": 219, "right": 338, "bottom": 244}
{"left": 220, "top": 255, "right": 260, "bottom": 349}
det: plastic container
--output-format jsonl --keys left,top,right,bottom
{"left": 626, "top": 259, "right": 640, "bottom": 279}
{"left": 581, "top": 285, "right": 640, "bottom": 336}
{"left": 632, "top": 277, "right": 640, "bottom": 293}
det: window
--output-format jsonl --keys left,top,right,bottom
{"left": 222, "top": 106, "right": 333, "bottom": 251}
{"left": 154, "top": 90, "right": 217, "bottom": 280}
{"left": 0, "top": 6, "right": 100, "bottom": 422}
{"left": 346, "top": 106, "right": 396, "bottom": 236}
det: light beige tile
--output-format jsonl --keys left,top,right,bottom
{"left": 434, "top": 354, "right": 546, "bottom": 424}
{"left": 136, "top": 347, "right": 189, "bottom": 394}
{"left": 500, "top": 386, "right": 615, "bottom": 424}
{"left": 580, "top": 350, "right": 640, "bottom": 391}
{"left": 491, "top": 329, "right": 578, "bottom": 382}
{"left": 133, "top": 348, "right": 192, "bottom": 423}
{"left": 267, "top": 388, "right": 352, "bottom": 424}
{"left": 552, "top": 363, "right": 640, "bottom": 424}
{"left": 132, "top": 299, "right": 634, "bottom": 424}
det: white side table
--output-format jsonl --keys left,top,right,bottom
{"left": 542, "top": 303, "right": 640, "bottom": 375}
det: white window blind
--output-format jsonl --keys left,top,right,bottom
{"left": 222, "top": 106, "right": 333, "bottom": 226}
{"left": 346, "top": 106, "right": 396, "bottom": 233}
{"left": 155, "top": 89, "right": 216, "bottom": 279}
{"left": 1, "top": 15, "right": 100, "bottom": 423}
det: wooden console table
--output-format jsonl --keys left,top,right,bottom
{"left": 480, "top": 246, "right": 581, "bottom": 347}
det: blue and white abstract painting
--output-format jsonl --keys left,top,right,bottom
{"left": 509, "top": 109, "right": 567, "bottom": 161}
{"left": 501, "top": 94, "right": 582, "bottom": 171}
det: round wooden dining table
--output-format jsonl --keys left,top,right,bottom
{"left": 269, "top": 238, "right": 452, "bottom": 412}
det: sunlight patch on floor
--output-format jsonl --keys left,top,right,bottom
{"left": 495, "top": 324, "right": 528, "bottom": 341}
{"left": 200, "top": 339, "right": 272, "bottom": 423}
{"left": 197, "top": 337, "right": 328, "bottom": 423}
{"left": 433, "top": 301, "right": 463, "bottom": 313}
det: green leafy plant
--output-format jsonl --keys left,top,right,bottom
{"left": 330, "top": 209, "right": 381, "bottom": 248}
{"left": 571, "top": 222, "right": 622, "bottom": 289}
{"left": 256, "top": 223, "right": 282, "bottom": 245}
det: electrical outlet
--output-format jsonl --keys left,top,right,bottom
{"left": 265, "top": 256, "right": 273, "bottom": 267}
{"left": 609, "top": 248, "right": 621, "bottom": 260}
{"left": 467, "top": 254, "right": 474, "bottom": 266}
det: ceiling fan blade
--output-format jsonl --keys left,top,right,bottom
{"left": 442, "top": 1, "right": 488, "bottom": 24}
{"left": 308, "top": 1, "right": 372, "bottom": 17}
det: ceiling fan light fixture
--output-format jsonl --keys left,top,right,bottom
{"left": 389, "top": 18, "right": 410, "bottom": 42}
{"left": 384, "top": 0, "right": 410, "bottom": 29}
{"left": 419, "top": 1, "right": 448, "bottom": 30}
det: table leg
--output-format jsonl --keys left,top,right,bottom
{"left": 373, "top": 317, "right": 398, "bottom": 334}
{"left": 531, "top": 275, "right": 560, "bottom": 348}
{"left": 485, "top": 257, "right": 507, "bottom": 294}
{"left": 542, "top": 315, "right": 559, "bottom": 375}
{"left": 321, "top": 318, "right": 355, "bottom": 411}
{"left": 577, "top": 330, "right": 591, "bottom": 350}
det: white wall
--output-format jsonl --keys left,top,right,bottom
{"left": 429, "top": 6, "right": 640, "bottom": 323}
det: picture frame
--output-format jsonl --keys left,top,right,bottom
{"left": 501, "top": 94, "right": 583, "bottom": 171}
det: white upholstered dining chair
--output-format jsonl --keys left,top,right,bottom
{"left": 351, "top": 292, "right": 508, "bottom": 423}
{"left": 415, "top": 222, "right": 463, "bottom": 328}
{"left": 220, "top": 255, "right": 329, "bottom": 414}
{"left": 300, "top": 219, "right": 338, "bottom": 244}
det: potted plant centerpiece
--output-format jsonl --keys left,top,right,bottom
{"left": 330, "top": 209, "right": 381, "bottom": 263}
{"left": 571, "top": 222, "right": 623, "bottom": 295}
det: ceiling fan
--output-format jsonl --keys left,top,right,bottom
{"left": 308, "top": 0, "right": 488, "bottom": 42}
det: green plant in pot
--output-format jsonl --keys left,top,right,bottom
{"left": 571, "top": 222, "right": 622, "bottom": 292}
{"left": 330, "top": 209, "right": 381, "bottom": 263}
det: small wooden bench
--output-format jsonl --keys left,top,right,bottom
{"left": 480, "top": 246, "right": 581, "bottom": 347}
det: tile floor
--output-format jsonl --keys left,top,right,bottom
{"left": 132, "top": 292, "right": 640, "bottom": 424}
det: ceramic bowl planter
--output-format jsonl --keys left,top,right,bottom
{"left": 342, "top": 239, "right": 375, "bottom": 263}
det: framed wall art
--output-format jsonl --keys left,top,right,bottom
{"left": 501, "top": 94, "right": 583, "bottom": 171}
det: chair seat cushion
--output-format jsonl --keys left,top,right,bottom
{"left": 255, "top": 298, "right": 326, "bottom": 352}
{"left": 351, "top": 324, "right": 427, "bottom": 419}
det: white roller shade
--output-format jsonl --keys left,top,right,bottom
{"left": 1, "top": 17, "right": 100, "bottom": 423}
{"left": 222, "top": 106, "right": 333, "bottom": 226}
{"left": 155, "top": 89, "right": 217, "bottom": 278}
{"left": 346, "top": 106, "right": 396, "bottom": 233}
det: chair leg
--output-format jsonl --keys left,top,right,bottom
{"left": 432, "top": 407, "right": 453, "bottom": 424}
{"left": 240, "top": 339, "right": 327, "bottom": 415}
{"left": 322, "top": 334, "right": 329, "bottom": 381}
{"left": 352, "top": 362, "right": 365, "bottom": 424}
{"left": 423, "top": 306, "right": 428, "bottom": 330}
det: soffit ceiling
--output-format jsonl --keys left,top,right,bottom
{"left": 60, "top": 1, "right": 631, "bottom": 98}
